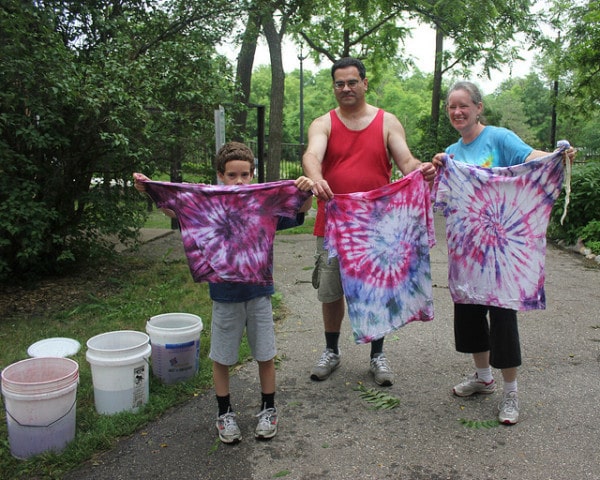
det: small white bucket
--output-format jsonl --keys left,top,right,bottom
{"left": 146, "top": 313, "right": 203, "bottom": 384}
{"left": 85, "top": 330, "right": 151, "bottom": 415}
{"left": 1, "top": 357, "right": 79, "bottom": 459}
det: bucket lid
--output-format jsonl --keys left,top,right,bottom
{"left": 27, "top": 338, "right": 81, "bottom": 358}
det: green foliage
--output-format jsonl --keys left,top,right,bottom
{"left": 578, "top": 221, "right": 600, "bottom": 254}
{"left": 585, "top": 241, "right": 600, "bottom": 255}
{"left": 563, "top": 1, "right": 600, "bottom": 114}
{"left": 274, "top": 470, "right": 292, "bottom": 478}
{"left": 291, "top": 0, "right": 410, "bottom": 63}
{"left": 0, "top": 0, "right": 238, "bottom": 281}
{"left": 549, "top": 161, "right": 600, "bottom": 244}
{"left": 182, "top": 161, "right": 216, "bottom": 184}
{"left": 486, "top": 75, "right": 553, "bottom": 149}
{"left": 354, "top": 384, "right": 401, "bottom": 410}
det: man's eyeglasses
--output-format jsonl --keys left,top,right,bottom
{"left": 333, "top": 80, "right": 361, "bottom": 90}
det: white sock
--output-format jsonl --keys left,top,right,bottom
{"left": 476, "top": 366, "right": 493, "bottom": 384}
{"left": 503, "top": 380, "right": 518, "bottom": 394}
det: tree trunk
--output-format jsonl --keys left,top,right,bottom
{"left": 431, "top": 24, "right": 444, "bottom": 137}
{"left": 232, "top": 11, "right": 261, "bottom": 140}
{"left": 262, "top": 15, "right": 285, "bottom": 182}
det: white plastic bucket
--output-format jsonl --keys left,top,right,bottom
{"left": 146, "top": 313, "right": 203, "bottom": 384}
{"left": 85, "top": 330, "right": 151, "bottom": 415}
{"left": 1, "top": 357, "right": 79, "bottom": 459}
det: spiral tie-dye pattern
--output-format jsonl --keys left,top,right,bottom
{"left": 432, "top": 148, "right": 566, "bottom": 310}
{"left": 324, "top": 169, "right": 435, "bottom": 344}
{"left": 141, "top": 179, "right": 311, "bottom": 285}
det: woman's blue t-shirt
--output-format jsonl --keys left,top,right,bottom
{"left": 446, "top": 125, "right": 533, "bottom": 168}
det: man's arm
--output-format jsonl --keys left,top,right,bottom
{"left": 302, "top": 114, "right": 334, "bottom": 200}
{"left": 385, "top": 112, "right": 436, "bottom": 183}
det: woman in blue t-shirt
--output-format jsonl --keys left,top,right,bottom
{"left": 432, "top": 81, "right": 575, "bottom": 426}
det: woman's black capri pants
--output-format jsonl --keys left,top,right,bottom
{"left": 454, "top": 303, "right": 521, "bottom": 369}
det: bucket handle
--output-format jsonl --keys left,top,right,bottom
{"left": 5, "top": 397, "right": 77, "bottom": 429}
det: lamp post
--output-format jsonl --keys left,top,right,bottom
{"left": 298, "top": 43, "right": 308, "bottom": 162}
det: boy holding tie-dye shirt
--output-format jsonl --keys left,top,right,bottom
{"left": 134, "top": 142, "right": 313, "bottom": 444}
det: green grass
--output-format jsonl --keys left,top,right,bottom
{"left": 276, "top": 215, "right": 314, "bottom": 235}
{"left": 0, "top": 245, "right": 257, "bottom": 478}
{"left": 143, "top": 208, "right": 173, "bottom": 229}
{"left": 0, "top": 204, "right": 310, "bottom": 478}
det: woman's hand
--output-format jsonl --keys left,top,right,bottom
{"left": 432, "top": 153, "right": 450, "bottom": 169}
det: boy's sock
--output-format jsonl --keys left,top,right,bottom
{"left": 325, "top": 332, "right": 340, "bottom": 355}
{"left": 503, "top": 379, "right": 518, "bottom": 394}
{"left": 370, "top": 338, "right": 384, "bottom": 358}
{"left": 261, "top": 392, "right": 275, "bottom": 411}
{"left": 476, "top": 366, "right": 494, "bottom": 384}
{"left": 217, "top": 394, "right": 232, "bottom": 417}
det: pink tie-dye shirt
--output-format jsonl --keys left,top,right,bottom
{"left": 324, "top": 169, "right": 435, "bottom": 344}
{"left": 433, "top": 150, "right": 565, "bottom": 310}
{"left": 141, "top": 179, "right": 311, "bottom": 285}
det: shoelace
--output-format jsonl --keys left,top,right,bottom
{"left": 316, "top": 351, "right": 336, "bottom": 366}
{"left": 372, "top": 355, "right": 391, "bottom": 372}
{"left": 499, "top": 394, "right": 518, "bottom": 413}
{"left": 221, "top": 413, "right": 238, "bottom": 431}
{"left": 256, "top": 408, "right": 276, "bottom": 426}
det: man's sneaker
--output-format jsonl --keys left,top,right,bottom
{"left": 255, "top": 407, "right": 278, "bottom": 440}
{"left": 498, "top": 391, "right": 519, "bottom": 425}
{"left": 452, "top": 373, "right": 497, "bottom": 397}
{"left": 216, "top": 411, "right": 242, "bottom": 444}
{"left": 310, "top": 348, "right": 341, "bottom": 381}
{"left": 369, "top": 353, "right": 395, "bottom": 386}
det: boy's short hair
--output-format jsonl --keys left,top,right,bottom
{"left": 215, "top": 141, "right": 255, "bottom": 174}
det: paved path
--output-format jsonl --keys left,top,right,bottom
{"left": 66, "top": 214, "right": 600, "bottom": 480}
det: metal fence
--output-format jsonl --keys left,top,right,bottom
{"left": 246, "top": 141, "right": 305, "bottom": 180}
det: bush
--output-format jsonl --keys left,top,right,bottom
{"left": 548, "top": 160, "right": 600, "bottom": 246}
{"left": 182, "top": 161, "right": 215, "bottom": 184}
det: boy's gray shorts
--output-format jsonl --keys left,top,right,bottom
{"left": 209, "top": 295, "right": 276, "bottom": 366}
{"left": 312, "top": 237, "right": 344, "bottom": 303}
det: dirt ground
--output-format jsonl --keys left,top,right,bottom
{"left": 0, "top": 231, "right": 179, "bottom": 320}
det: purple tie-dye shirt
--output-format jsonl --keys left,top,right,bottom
{"left": 324, "top": 169, "right": 435, "bottom": 344}
{"left": 141, "top": 179, "right": 311, "bottom": 285}
{"left": 433, "top": 150, "right": 565, "bottom": 310}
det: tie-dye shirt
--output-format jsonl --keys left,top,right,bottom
{"left": 141, "top": 179, "right": 311, "bottom": 286}
{"left": 324, "top": 169, "right": 435, "bottom": 344}
{"left": 433, "top": 150, "right": 565, "bottom": 310}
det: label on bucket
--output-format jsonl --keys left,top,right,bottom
{"left": 151, "top": 340, "right": 200, "bottom": 384}
{"left": 132, "top": 365, "right": 146, "bottom": 408}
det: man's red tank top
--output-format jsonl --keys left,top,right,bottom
{"left": 313, "top": 108, "right": 391, "bottom": 236}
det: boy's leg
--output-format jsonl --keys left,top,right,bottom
{"left": 255, "top": 358, "right": 278, "bottom": 440}
{"left": 213, "top": 361, "right": 230, "bottom": 398}
{"left": 257, "top": 359, "right": 276, "bottom": 399}
{"left": 246, "top": 297, "right": 278, "bottom": 440}
{"left": 210, "top": 300, "right": 246, "bottom": 444}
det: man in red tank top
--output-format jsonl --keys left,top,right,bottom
{"left": 302, "top": 57, "right": 435, "bottom": 386}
